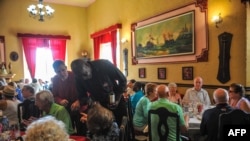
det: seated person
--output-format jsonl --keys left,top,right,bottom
{"left": 25, "top": 115, "right": 70, "bottom": 141}
{"left": 130, "top": 82, "right": 144, "bottom": 114}
{"left": 8, "top": 81, "right": 24, "bottom": 102}
{"left": 30, "top": 78, "right": 42, "bottom": 94}
{"left": 133, "top": 83, "right": 158, "bottom": 133}
{"left": 0, "top": 85, "right": 21, "bottom": 125}
{"left": 167, "top": 82, "right": 182, "bottom": 105}
{"left": 200, "top": 88, "right": 233, "bottom": 141}
{"left": 19, "top": 85, "right": 41, "bottom": 130}
{"left": 35, "top": 90, "right": 75, "bottom": 134}
{"left": 82, "top": 102, "right": 120, "bottom": 141}
{"left": 183, "top": 76, "right": 211, "bottom": 109}
{"left": 124, "top": 79, "right": 136, "bottom": 98}
{"left": 229, "top": 83, "right": 250, "bottom": 113}
{"left": 149, "top": 84, "right": 189, "bottom": 141}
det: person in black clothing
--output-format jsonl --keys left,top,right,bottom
{"left": 200, "top": 88, "right": 233, "bottom": 141}
{"left": 19, "top": 85, "right": 41, "bottom": 130}
{"left": 70, "top": 59, "right": 127, "bottom": 126}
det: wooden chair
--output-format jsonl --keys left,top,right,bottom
{"left": 127, "top": 95, "right": 136, "bottom": 141}
{"left": 17, "top": 102, "right": 41, "bottom": 131}
{"left": 127, "top": 95, "right": 147, "bottom": 141}
{"left": 218, "top": 109, "right": 250, "bottom": 141}
{"left": 119, "top": 116, "right": 129, "bottom": 141}
{"left": 148, "top": 107, "right": 190, "bottom": 141}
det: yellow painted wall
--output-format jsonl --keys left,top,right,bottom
{"left": 0, "top": 0, "right": 248, "bottom": 96}
{"left": 86, "top": 0, "right": 246, "bottom": 92}
{"left": 0, "top": 0, "right": 87, "bottom": 81}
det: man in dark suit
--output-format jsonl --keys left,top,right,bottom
{"left": 200, "top": 88, "right": 233, "bottom": 141}
{"left": 71, "top": 59, "right": 127, "bottom": 126}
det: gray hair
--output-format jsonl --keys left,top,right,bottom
{"left": 36, "top": 90, "right": 54, "bottom": 104}
{"left": 168, "top": 82, "right": 177, "bottom": 88}
{"left": 213, "top": 88, "right": 229, "bottom": 104}
{"left": 25, "top": 115, "right": 69, "bottom": 141}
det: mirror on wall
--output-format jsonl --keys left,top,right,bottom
{"left": 0, "top": 36, "right": 6, "bottom": 64}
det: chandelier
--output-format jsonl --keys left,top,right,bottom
{"left": 27, "top": 0, "right": 55, "bottom": 22}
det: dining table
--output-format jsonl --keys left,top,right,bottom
{"left": 69, "top": 135, "right": 87, "bottom": 141}
{"left": 186, "top": 115, "right": 202, "bottom": 141}
{"left": 184, "top": 105, "right": 216, "bottom": 141}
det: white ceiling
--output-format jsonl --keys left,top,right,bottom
{"left": 43, "top": 0, "right": 96, "bottom": 8}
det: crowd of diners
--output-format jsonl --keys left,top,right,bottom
{"left": 0, "top": 59, "right": 249, "bottom": 141}
{"left": 127, "top": 77, "right": 250, "bottom": 141}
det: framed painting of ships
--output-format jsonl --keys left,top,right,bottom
{"left": 131, "top": 1, "right": 208, "bottom": 64}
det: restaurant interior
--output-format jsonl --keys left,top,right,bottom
{"left": 1, "top": 0, "right": 250, "bottom": 140}
{"left": 1, "top": 0, "right": 250, "bottom": 100}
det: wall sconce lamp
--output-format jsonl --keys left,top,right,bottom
{"left": 212, "top": 13, "right": 223, "bottom": 28}
{"left": 81, "top": 50, "right": 88, "bottom": 58}
{"left": 121, "top": 38, "right": 128, "bottom": 44}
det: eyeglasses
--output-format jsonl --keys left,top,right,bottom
{"left": 228, "top": 90, "right": 235, "bottom": 93}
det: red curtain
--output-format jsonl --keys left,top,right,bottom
{"left": 50, "top": 39, "right": 67, "bottom": 61}
{"left": 21, "top": 38, "right": 47, "bottom": 78}
{"left": 110, "top": 30, "right": 117, "bottom": 66}
{"left": 93, "top": 33, "right": 111, "bottom": 60}
{"left": 17, "top": 33, "right": 70, "bottom": 78}
{"left": 90, "top": 24, "right": 122, "bottom": 66}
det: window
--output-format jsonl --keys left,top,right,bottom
{"left": 17, "top": 33, "right": 70, "bottom": 81}
{"left": 23, "top": 48, "right": 56, "bottom": 82}
{"left": 100, "top": 42, "right": 113, "bottom": 63}
{"left": 91, "top": 23, "right": 122, "bottom": 67}
{"left": 99, "top": 31, "right": 120, "bottom": 68}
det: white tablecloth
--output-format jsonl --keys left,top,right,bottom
{"left": 189, "top": 115, "right": 201, "bottom": 129}
{"left": 186, "top": 116, "right": 202, "bottom": 141}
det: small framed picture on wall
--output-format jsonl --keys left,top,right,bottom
{"left": 158, "top": 68, "right": 166, "bottom": 79}
{"left": 139, "top": 68, "right": 146, "bottom": 78}
{"left": 182, "top": 66, "right": 193, "bottom": 80}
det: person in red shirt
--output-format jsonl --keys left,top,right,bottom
{"left": 52, "top": 60, "right": 87, "bottom": 135}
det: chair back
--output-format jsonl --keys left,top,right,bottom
{"left": 119, "top": 116, "right": 129, "bottom": 141}
{"left": 148, "top": 107, "right": 180, "bottom": 141}
{"left": 127, "top": 95, "right": 135, "bottom": 141}
{"left": 17, "top": 101, "right": 41, "bottom": 131}
{"left": 218, "top": 109, "right": 250, "bottom": 140}
{"left": 17, "top": 103, "right": 23, "bottom": 125}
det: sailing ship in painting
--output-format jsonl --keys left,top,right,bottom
{"left": 136, "top": 23, "right": 193, "bottom": 58}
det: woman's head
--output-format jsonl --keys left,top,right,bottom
{"left": 132, "top": 82, "right": 142, "bottom": 92}
{"left": 168, "top": 82, "right": 178, "bottom": 95}
{"left": 25, "top": 115, "right": 69, "bottom": 141}
{"left": 229, "top": 83, "right": 245, "bottom": 98}
{"left": 145, "top": 83, "right": 157, "bottom": 99}
{"left": 87, "top": 102, "right": 114, "bottom": 135}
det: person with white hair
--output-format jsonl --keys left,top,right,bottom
{"left": 168, "top": 82, "right": 182, "bottom": 105}
{"left": 183, "top": 76, "right": 211, "bottom": 108}
{"left": 35, "top": 90, "right": 75, "bottom": 134}
{"left": 25, "top": 115, "right": 70, "bottom": 141}
{"left": 200, "top": 88, "right": 233, "bottom": 141}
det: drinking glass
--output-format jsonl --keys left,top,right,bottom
{"left": 10, "top": 124, "right": 20, "bottom": 140}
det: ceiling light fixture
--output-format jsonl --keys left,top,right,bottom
{"left": 27, "top": 0, "right": 55, "bottom": 22}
